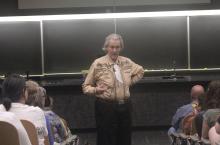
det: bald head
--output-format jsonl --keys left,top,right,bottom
{"left": 191, "top": 85, "right": 205, "bottom": 101}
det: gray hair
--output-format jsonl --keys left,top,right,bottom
{"left": 25, "top": 80, "right": 46, "bottom": 109}
{"left": 102, "top": 33, "right": 124, "bottom": 51}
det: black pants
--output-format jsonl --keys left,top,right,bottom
{"left": 95, "top": 98, "right": 132, "bottom": 145}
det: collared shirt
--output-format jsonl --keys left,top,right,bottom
{"left": 171, "top": 103, "right": 196, "bottom": 130}
{"left": 82, "top": 54, "right": 144, "bottom": 101}
{"left": 0, "top": 103, "right": 48, "bottom": 145}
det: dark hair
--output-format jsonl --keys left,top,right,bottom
{"left": 44, "top": 95, "right": 53, "bottom": 109}
{"left": 217, "top": 116, "right": 220, "bottom": 124}
{"left": 197, "top": 93, "right": 206, "bottom": 111}
{"left": 44, "top": 95, "right": 51, "bottom": 107}
{"left": 206, "top": 80, "right": 220, "bottom": 109}
{"left": 1, "top": 74, "right": 26, "bottom": 111}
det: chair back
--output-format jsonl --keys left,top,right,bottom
{"left": 21, "top": 120, "right": 39, "bottom": 145}
{"left": 0, "top": 121, "right": 20, "bottom": 145}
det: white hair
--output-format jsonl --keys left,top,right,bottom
{"left": 102, "top": 33, "right": 124, "bottom": 51}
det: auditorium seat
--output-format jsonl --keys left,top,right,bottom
{"left": 21, "top": 120, "right": 39, "bottom": 145}
{"left": 0, "top": 121, "right": 20, "bottom": 145}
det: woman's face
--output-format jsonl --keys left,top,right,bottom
{"left": 106, "top": 39, "right": 121, "bottom": 62}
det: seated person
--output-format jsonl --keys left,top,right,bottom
{"left": 206, "top": 116, "right": 220, "bottom": 145}
{"left": 180, "top": 93, "right": 206, "bottom": 136}
{"left": 25, "top": 80, "right": 72, "bottom": 144}
{"left": 168, "top": 85, "right": 204, "bottom": 136}
{"left": 25, "top": 80, "right": 43, "bottom": 108}
{"left": 0, "top": 112, "right": 32, "bottom": 145}
{"left": 209, "top": 126, "right": 220, "bottom": 145}
{"left": 193, "top": 93, "right": 207, "bottom": 138}
{"left": 215, "top": 116, "right": 220, "bottom": 135}
{"left": 202, "top": 80, "right": 220, "bottom": 140}
{"left": 43, "top": 94, "right": 70, "bottom": 143}
{"left": 0, "top": 74, "right": 48, "bottom": 145}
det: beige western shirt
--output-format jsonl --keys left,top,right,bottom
{"left": 82, "top": 55, "right": 144, "bottom": 101}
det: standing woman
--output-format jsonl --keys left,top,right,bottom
{"left": 82, "top": 33, "right": 144, "bottom": 145}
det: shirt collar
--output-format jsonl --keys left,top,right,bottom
{"left": 11, "top": 102, "right": 27, "bottom": 107}
{"left": 105, "top": 54, "right": 121, "bottom": 65}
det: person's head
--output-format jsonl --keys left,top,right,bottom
{"left": 1, "top": 74, "right": 27, "bottom": 111}
{"left": 103, "top": 33, "right": 124, "bottom": 62}
{"left": 190, "top": 85, "right": 205, "bottom": 102}
{"left": 25, "top": 80, "right": 46, "bottom": 108}
{"left": 25, "top": 80, "right": 39, "bottom": 96}
{"left": 37, "top": 87, "right": 47, "bottom": 108}
{"left": 25, "top": 80, "right": 39, "bottom": 106}
{"left": 209, "top": 125, "right": 220, "bottom": 145}
{"left": 206, "top": 80, "right": 220, "bottom": 109}
{"left": 215, "top": 116, "right": 220, "bottom": 134}
{"left": 44, "top": 95, "right": 53, "bottom": 110}
{"left": 196, "top": 93, "right": 206, "bottom": 111}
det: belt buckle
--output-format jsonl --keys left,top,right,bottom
{"left": 118, "top": 100, "right": 125, "bottom": 105}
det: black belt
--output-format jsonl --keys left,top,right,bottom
{"left": 97, "top": 98, "right": 130, "bottom": 105}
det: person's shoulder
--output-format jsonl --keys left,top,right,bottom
{"left": 0, "top": 104, "right": 6, "bottom": 111}
{"left": 22, "top": 105, "right": 44, "bottom": 115}
{"left": 44, "top": 110, "right": 56, "bottom": 116}
{"left": 174, "top": 104, "right": 193, "bottom": 115}
{"left": 93, "top": 55, "right": 108, "bottom": 66}
{"left": 0, "top": 112, "right": 25, "bottom": 128}
{"left": 203, "top": 109, "right": 220, "bottom": 120}
{"left": 205, "top": 109, "right": 220, "bottom": 116}
{"left": 119, "top": 56, "right": 134, "bottom": 65}
{"left": 30, "top": 106, "right": 44, "bottom": 113}
{"left": 179, "top": 103, "right": 192, "bottom": 110}
{"left": 0, "top": 112, "right": 16, "bottom": 120}
{"left": 0, "top": 112, "right": 24, "bottom": 130}
{"left": 119, "top": 56, "right": 131, "bottom": 61}
{"left": 45, "top": 110, "right": 59, "bottom": 120}
{"left": 94, "top": 56, "right": 105, "bottom": 61}
{"left": 206, "top": 108, "right": 219, "bottom": 113}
